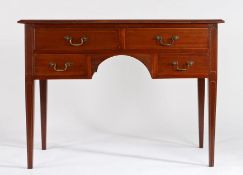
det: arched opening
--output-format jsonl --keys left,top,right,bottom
{"left": 91, "top": 54, "right": 153, "bottom": 78}
{"left": 84, "top": 55, "right": 156, "bottom": 134}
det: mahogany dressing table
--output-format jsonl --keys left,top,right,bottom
{"left": 18, "top": 19, "right": 224, "bottom": 169}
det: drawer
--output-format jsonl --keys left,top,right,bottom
{"left": 125, "top": 28, "right": 209, "bottom": 51}
{"left": 156, "top": 54, "right": 209, "bottom": 78}
{"left": 35, "top": 28, "right": 119, "bottom": 51}
{"left": 34, "top": 54, "right": 90, "bottom": 78}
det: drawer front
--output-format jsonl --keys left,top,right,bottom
{"left": 34, "top": 54, "right": 90, "bottom": 78}
{"left": 125, "top": 28, "right": 209, "bottom": 51}
{"left": 156, "top": 54, "right": 209, "bottom": 78}
{"left": 35, "top": 28, "right": 119, "bottom": 51}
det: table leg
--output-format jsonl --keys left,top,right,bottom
{"left": 40, "top": 80, "right": 47, "bottom": 150}
{"left": 25, "top": 78, "right": 35, "bottom": 169}
{"left": 198, "top": 78, "right": 205, "bottom": 148}
{"left": 208, "top": 78, "right": 217, "bottom": 167}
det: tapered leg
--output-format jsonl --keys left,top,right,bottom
{"left": 208, "top": 78, "right": 217, "bottom": 167}
{"left": 198, "top": 78, "right": 205, "bottom": 148}
{"left": 25, "top": 78, "right": 35, "bottom": 169}
{"left": 40, "top": 80, "right": 47, "bottom": 150}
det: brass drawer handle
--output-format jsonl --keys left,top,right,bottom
{"left": 64, "top": 36, "right": 88, "bottom": 46}
{"left": 172, "top": 61, "right": 194, "bottom": 71}
{"left": 49, "top": 62, "right": 72, "bottom": 72}
{"left": 155, "top": 35, "right": 179, "bottom": 46}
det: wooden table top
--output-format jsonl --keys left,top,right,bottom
{"left": 18, "top": 19, "right": 225, "bottom": 24}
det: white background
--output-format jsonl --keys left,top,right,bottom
{"left": 0, "top": 0, "right": 242, "bottom": 174}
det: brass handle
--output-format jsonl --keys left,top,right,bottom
{"left": 172, "top": 60, "right": 194, "bottom": 71}
{"left": 64, "top": 36, "right": 88, "bottom": 46}
{"left": 155, "top": 35, "right": 179, "bottom": 46}
{"left": 49, "top": 62, "right": 72, "bottom": 72}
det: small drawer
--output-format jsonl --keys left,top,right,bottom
{"left": 155, "top": 54, "right": 209, "bottom": 78}
{"left": 125, "top": 28, "right": 209, "bottom": 51}
{"left": 35, "top": 28, "right": 119, "bottom": 51}
{"left": 34, "top": 54, "right": 90, "bottom": 79}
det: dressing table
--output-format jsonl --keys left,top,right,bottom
{"left": 18, "top": 19, "right": 224, "bottom": 168}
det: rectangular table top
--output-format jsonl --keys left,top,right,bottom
{"left": 18, "top": 19, "right": 225, "bottom": 24}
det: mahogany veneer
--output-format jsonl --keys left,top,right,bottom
{"left": 18, "top": 19, "right": 224, "bottom": 169}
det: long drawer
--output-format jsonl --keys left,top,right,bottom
{"left": 125, "top": 28, "right": 209, "bottom": 51}
{"left": 35, "top": 28, "right": 119, "bottom": 51}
